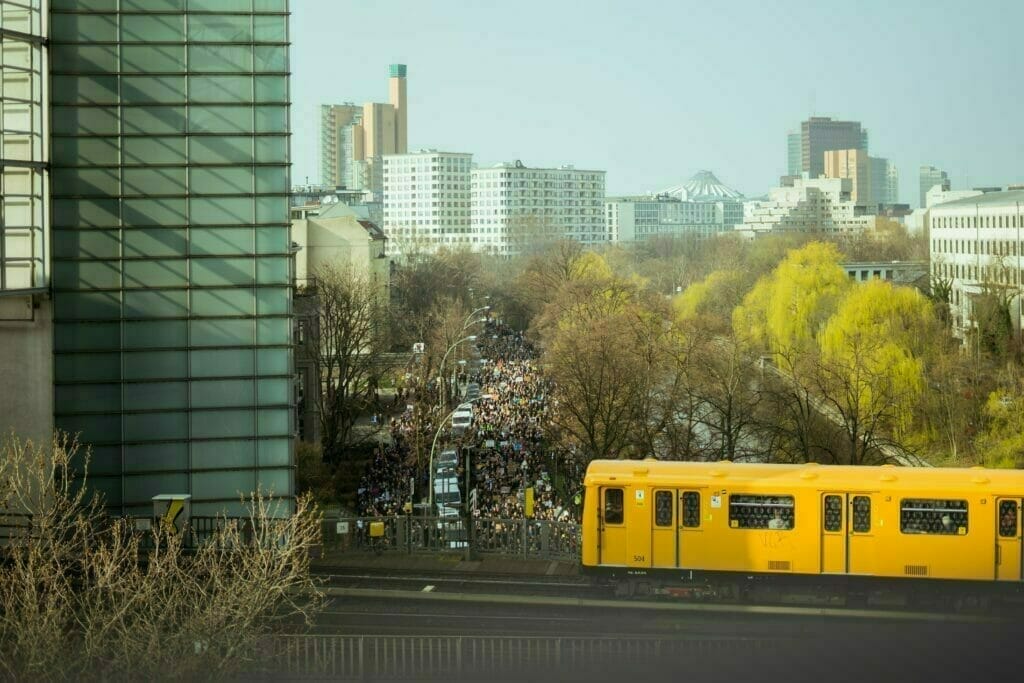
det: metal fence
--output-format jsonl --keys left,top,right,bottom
{"left": 321, "top": 516, "right": 580, "bottom": 560}
{"left": 259, "top": 634, "right": 773, "bottom": 679}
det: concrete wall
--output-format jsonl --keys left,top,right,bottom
{"left": 0, "top": 295, "right": 53, "bottom": 445}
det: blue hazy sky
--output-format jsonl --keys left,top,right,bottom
{"left": 291, "top": 0, "right": 1023, "bottom": 205}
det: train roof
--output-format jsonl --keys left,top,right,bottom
{"left": 583, "top": 459, "right": 1024, "bottom": 491}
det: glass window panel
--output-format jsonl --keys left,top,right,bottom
{"left": 51, "top": 0, "right": 117, "bottom": 9}
{"left": 54, "top": 322, "right": 120, "bottom": 352}
{"left": 54, "top": 353, "right": 121, "bottom": 382}
{"left": 51, "top": 45, "right": 118, "bottom": 73}
{"left": 191, "top": 288, "right": 255, "bottom": 317}
{"left": 254, "top": 106, "right": 287, "bottom": 133}
{"left": 51, "top": 13, "right": 118, "bottom": 41}
{"left": 253, "top": 46, "right": 286, "bottom": 72}
{"left": 50, "top": 75, "right": 119, "bottom": 105}
{"left": 124, "top": 138, "right": 187, "bottom": 166}
{"left": 654, "top": 491, "right": 673, "bottom": 527}
{"left": 191, "top": 349, "right": 254, "bottom": 377}
{"left": 191, "top": 257, "right": 255, "bottom": 286}
{"left": 52, "top": 137, "right": 119, "bottom": 166}
{"left": 256, "top": 317, "right": 288, "bottom": 345}
{"left": 254, "top": 76, "right": 287, "bottom": 102}
{"left": 255, "top": 199, "right": 288, "bottom": 226}
{"left": 254, "top": 136, "right": 287, "bottom": 163}
{"left": 188, "top": 45, "right": 251, "bottom": 73}
{"left": 682, "top": 492, "right": 700, "bottom": 528}
{"left": 123, "top": 167, "right": 187, "bottom": 196}
{"left": 123, "top": 382, "right": 188, "bottom": 411}
{"left": 121, "top": 76, "right": 187, "bottom": 104}
{"left": 124, "top": 320, "right": 187, "bottom": 349}
{"left": 123, "top": 351, "right": 187, "bottom": 380}
{"left": 55, "top": 383, "right": 121, "bottom": 414}
{"left": 191, "top": 319, "right": 254, "bottom": 347}
{"left": 51, "top": 107, "right": 119, "bottom": 136}
{"left": 55, "top": 414, "right": 121, "bottom": 446}
{"left": 191, "top": 228, "right": 254, "bottom": 255}
{"left": 54, "top": 291, "right": 121, "bottom": 320}
{"left": 124, "top": 411, "right": 188, "bottom": 441}
{"left": 258, "top": 438, "right": 290, "bottom": 467}
{"left": 121, "top": 46, "right": 186, "bottom": 73}
{"left": 190, "top": 0, "right": 252, "bottom": 11}
{"left": 192, "top": 440, "right": 256, "bottom": 470}
{"left": 257, "top": 408, "right": 289, "bottom": 435}
{"left": 122, "top": 0, "right": 184, "bottom": 10}
{"left": 124, "top": 290, "right": 188, "bottom": 318}
{"left": 603, "top": 489, "right": 623, "bottom": 525}
{"left": 81, "top": 446, "right": 121, "bottom": 476}
{"left": 900, "top": 498, "right": 968, "bottom": 535}
{"left": 190, "top": 379, "right": 254, "bottom": 408}
{"left": 191, "top": 471, "right": 254, "bottom": 502}
{"left": 256, "top": 470, "right": 290, "bottom": 497}
{"left": 256, "top": 347, "right": 290, "bottom": 375}
{"left": 53, "top": 198, "right": 120, "bottom": 228}
{"left": 190, "top": 136, "right": 253, "bottom": 164}
{"left": 253, "top": 15, "right": 286, "bottom": 42}
{"left": 123, "top": 474, "right": 188, "bottom": 502}
{"left": 255, "top": 166, "right": 287, "bottom": 193}
{"left": 124, "top": 442, "right": 189, "bottom": 473}
{"left": 852, "top": 496, "right": 871, "bottom": 533}
{"left": 255, "top": 287, "right": 287, "bottom": 315}
{"left": 121, "top": 14, "right": 185, "bottom": 42}
{"left": 191, "top": 409, "right": 254, "bottom": 439}
{"left": 188, "top": 106, "right": 253, "bottom": 134}
{"left": 188, "top": 14, "right": 252, "bottom": 42}
{"left": 729, "top": 495, "right": 795, "bottom": 530}
{"left": 190, "top": 167, "right": 253, "bottom": 195}
{"left": 189, "top": 76, "right": 253, "bottom": 104}
{"left": 255, "top": 227, "right": 287, "bottom": 253}
{"left": 52, "top": 229, "right": 120, "bottom": 260}
{"left": 190, "top": 197, "right": 254, "bottom": 225}
{"left": 123, "top": 258, "right": 188, "bottom": 288}
{"left": 51, "top": 168, "right": 120, "bottom": 196}
{"left": 53, "top": 260, "right": 121, "bottom": 290}
{"left": 824, "top": 495, "right": 842, "bottom": 532}
{"left": 123, "top": 106, "right": 187, "bottom": 135}
{"left": 257, "top": 378, "right": 289, "bottom": 405}
{"left": 123, "top": 198, "right": 188, "bottom": 227}
{"left": 256, "top": 257, "right": 288, "bottom": 284}
{"left": 254, "top": 0, "right": 287, "bottom": 10}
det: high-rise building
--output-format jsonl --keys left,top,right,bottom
{"left": 470, "top": 160, "right": 606, "bottom": 255}
{"left": 870, "top": 157, "right": 899, "bottom": 206}
{"left": 383, "top": 150, "right": 472, "bottom": 255}
{"left": 920, "top": 165, "right": 950, "bottom": 209}
{"left": 799, "top": 117, "right": 868, "bottom": 180}
{"left": 787, "top": 132, "right": 801, "bottom": 177}
{"left": 2, "top": 0, "right": 297, "bottom": 515}
{"left": 319, "top": 65, "right": 407, "bottom": 199}
{"left": 824, "top": 149, "right": 871, "bottom": 206}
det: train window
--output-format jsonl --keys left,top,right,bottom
{"left": 603, "top": 488, "right": 624, "bottom": 525}
{"left": 852, "top": 496, "right": 871, "bottom": 532}
{"left": 999, "top": 500, "right": 1018, "bottom": 538}
{"left": 682, "top": 492, "right": 701, "bottom": 528}
{"left": 654, "top": 491, "right": 672, "bottom": 527}
{"left": 823, "top": 495, "right": 842, "bottom": 532}
{"left": 900, "top": 499, "right": 967, "bottom": 535}
{"left": 729, "top": 495, "right": 794, "bottom": 530}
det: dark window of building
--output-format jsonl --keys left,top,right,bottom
{"left": 900, "top": 499, "right": 967, "bottom": 535}
{"left": 682, "top": 492, "right": 700, "bottom": 528}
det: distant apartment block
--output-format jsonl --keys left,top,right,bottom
{"left": 736, "top": 177, "right": 879, "bottom": 236}
{"left": 607, "top": 171, "right": 743, "bottom": 242}
{"left": 383, "top": 150, "right": 472, "bottom": 255}
{"left": 471, "top": 160, "right": 606, "bottom": 255}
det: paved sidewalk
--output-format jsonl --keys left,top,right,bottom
{"left": 313, "top": 549, "right": 579, "bottom": 577}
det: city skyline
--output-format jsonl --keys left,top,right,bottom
{"left": 291, "top": 0, "right": 1024, "bottom": 204}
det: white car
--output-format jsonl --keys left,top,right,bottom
{"left": 451, "top": 410, "right": 473, "bottom": 434}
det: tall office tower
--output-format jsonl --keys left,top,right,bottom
{"left": 869, "top": 157, "right": 898, "bottom": 206}
{"left": 319, "top": 64, "right": 407, "bottom": 199}
{"left": 383, "top": 150, "right": 472, "bottom": 255}
{"left": 919, "top": 165, "right": 950, "bottom": 208}
{"left": 319, "top": 103, "right": 361, "bottom": 188}
{"left": 824, "top": 149, "right": 871, "bottom": 206}
{"left": 800, "top": 117, "right": 867, "bottom": 180}
{"left": 47, "top": 0, "right": 294, "bottom": 515}
{"left": 470, "top": 160, "right": 606, "bottom": 255}
{"left": 787, "top": 132, "right": 801, "bottom": 177}
{"left": 1, "top": 0, "right": 53, "bottom": 444}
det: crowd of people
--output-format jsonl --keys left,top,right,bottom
{"left": 355, "top": 319, "right": 584, "bottom": 523}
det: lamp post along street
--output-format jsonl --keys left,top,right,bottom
{"left": 437, "top": 334, "right": 477, "bottom": 411}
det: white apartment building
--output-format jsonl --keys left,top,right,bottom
{"left": 736, "top": 177, "right": 877, "bottom": 237}
{"left": 383, "top": 150, "right": 473, "bottom": 255}
{"left": 928, "top": 189, "right": 1024, "bottom": 338}
{"left": 470, "top": 160, "right": 606, "bottom": 255}
{"left": 606, "top": 195, "right": 731, "bottom": 242}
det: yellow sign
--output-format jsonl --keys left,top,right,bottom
{"left": 525, "top": 487, "right": 535, "bottom": 518}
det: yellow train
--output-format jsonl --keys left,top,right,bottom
{"left": 582, "top": 460, "right": 1024, "bottom": 589}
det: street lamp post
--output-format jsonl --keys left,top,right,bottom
{"left": 437, "top": 334, "right": 477, "bottom": 410}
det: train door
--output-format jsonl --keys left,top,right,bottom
{"left": 996, "top": 498, "right": 1022, "bottom": 581}
{"left": 821, "top": 493, "right": 847, "bottom": 573}
{"left": 598, "top": 487, "right": 627, "bottom": 566}
{"left": 651, "top": 489, "right": 676, "bottom": 568}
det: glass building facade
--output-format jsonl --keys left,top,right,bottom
{"left": 48, "top": 0, "right": 294, "bottom": 515}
